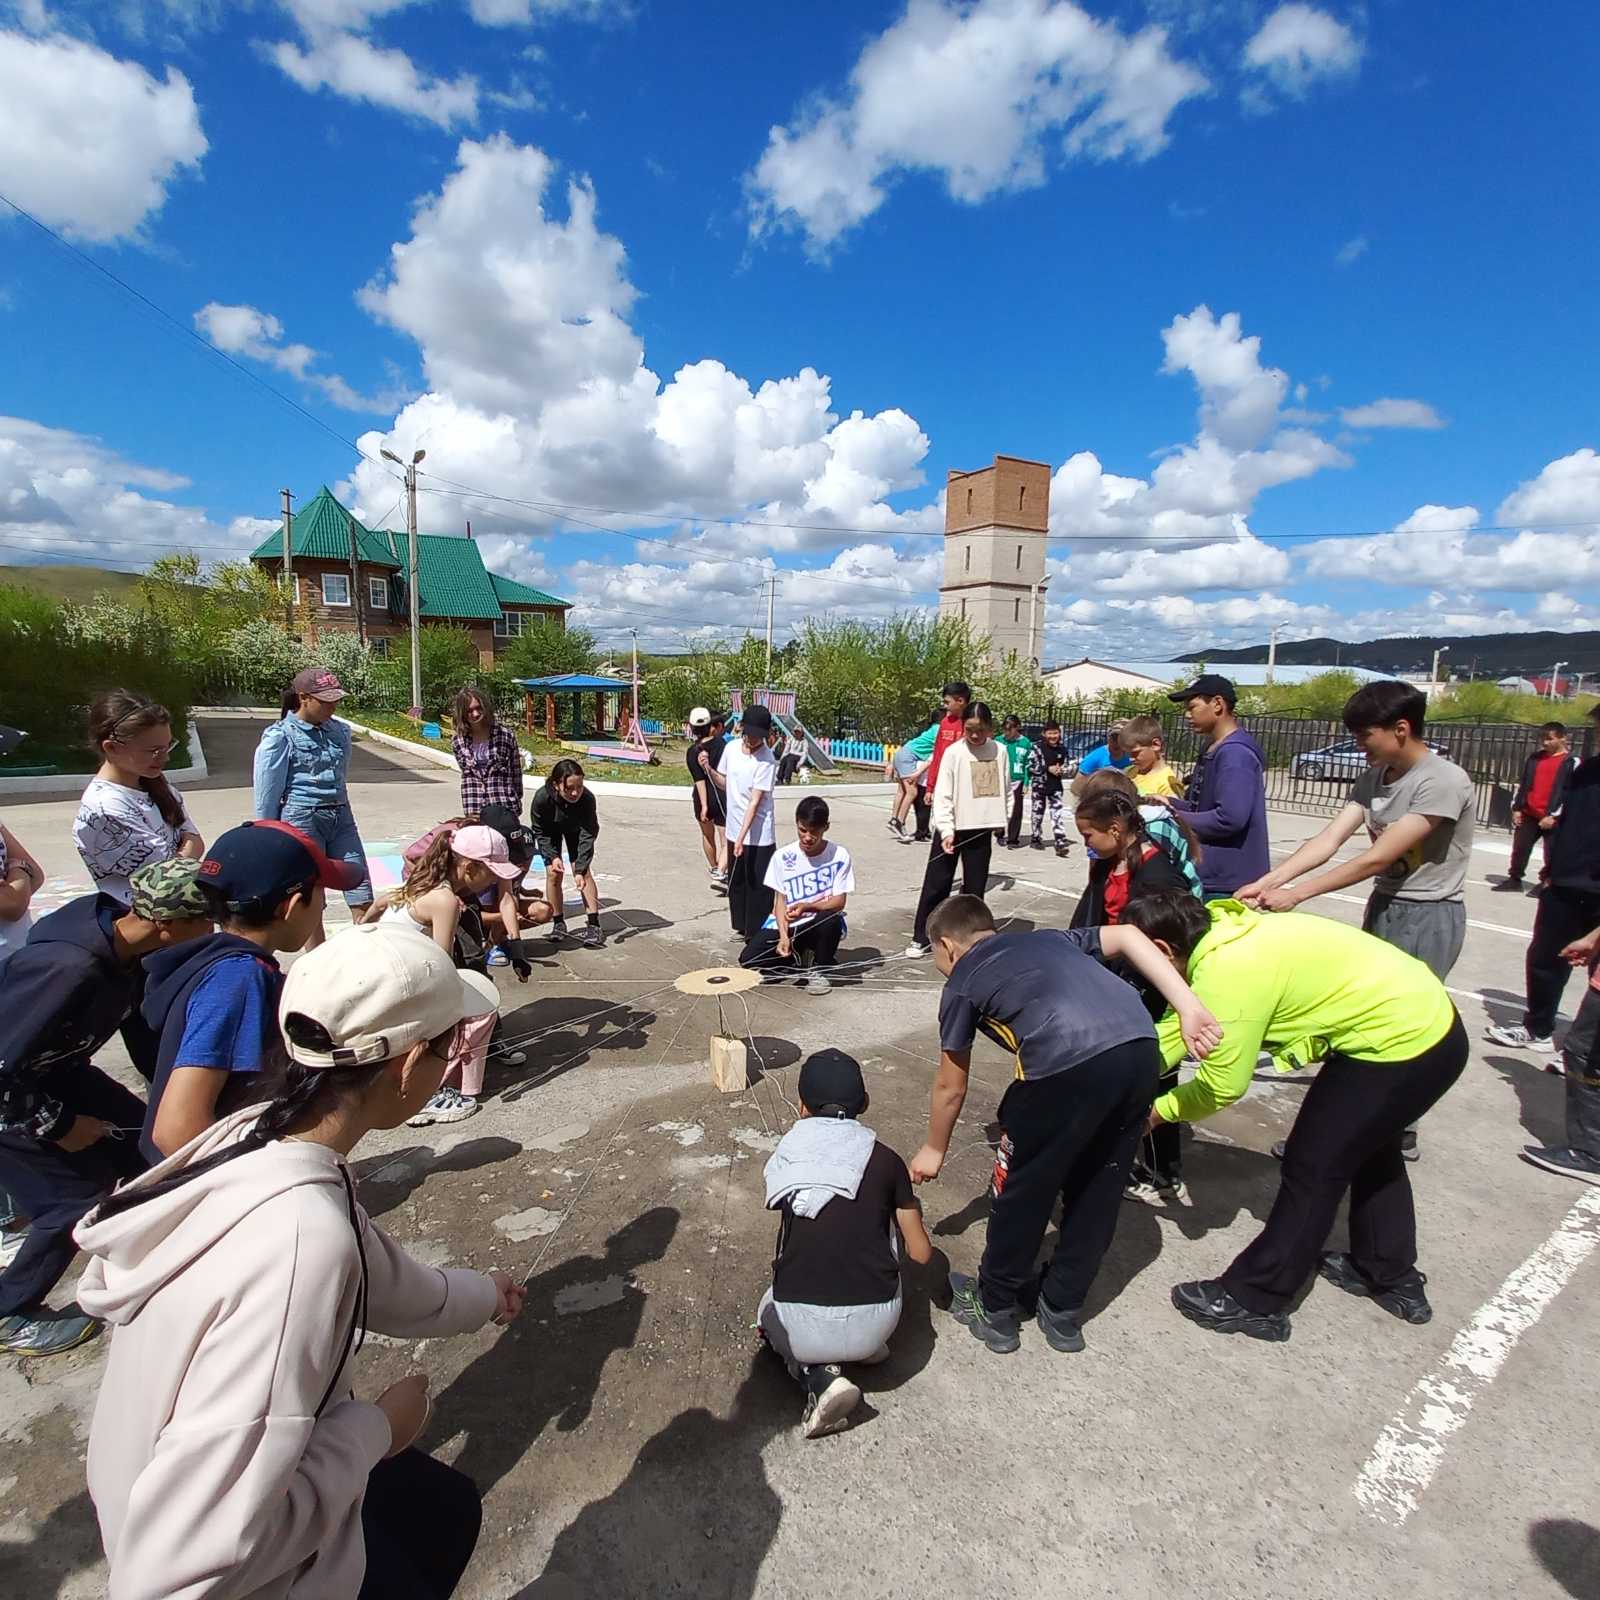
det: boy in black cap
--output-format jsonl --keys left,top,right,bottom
{"left": 758, "top": 1049, "right": 933, "bottom": 1439}
{"left": 0, "top": 858, "right": 213, "bottom": 1357}
{"left": 139, "top": 820, "right": 364, "bottom": 1161}
{"left": 1166, "top": 673, "right": 1270, "bottom": 898}
{"left": 718, "top": 705, "right": 779, "bottom": 938}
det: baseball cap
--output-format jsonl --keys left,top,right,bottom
{"left": 199, "top": 819, "right": 364, "bottom": 910}
{"left": 279, "top": 923, "right": 498, "bottom": 1069}
{"left": 291, "top": 666, "right": 346, "bottom": 703}
{"left": 797, "top": 1048, "right": 867, "bottom": 1119}
{"left": 478, "top": 804, "right": 535, "bottom": 868}
{"left": 742, "top": 704, "right": 774, "bottom": 735}
{"left": 451, "top": 823, "right": 523, "bottom": 879}
{"left": 129, "top": 857, "right": 210, "bottom": 922}
{"left": 1168, "top": 673, "right": 1237, "bottom": 709}
{"left": 688, "top": 706, "right": 711, "bottom": 729}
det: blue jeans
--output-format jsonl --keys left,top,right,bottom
{"left": 283, "top": 803, "right": 372, "bottom": 907}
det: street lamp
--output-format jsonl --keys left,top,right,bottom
{"left": 381, "top": 448, "right": 427, "bottom": 716}
{"left": 1550, "top": 660, "right": 1568, "bottom": 702}
{"left": 1431, "top": 644, "right": 1450, "bottom": 690}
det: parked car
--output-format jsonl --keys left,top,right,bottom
{"left": 1018, "top": 727, "right": 1107, "bottom": 772}
{"left": 1291, "top": 737, "right": 1449, "bottom": 782}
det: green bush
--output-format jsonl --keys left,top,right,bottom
{"left": 501, "top": 620, "right": 598, "bottom": 681}
{"left": 217, "top": 619, "right": 312, "bottom": 706}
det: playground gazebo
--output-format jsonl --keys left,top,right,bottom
{"left": 514, "top": 672, "right": 654, "bottom": 763}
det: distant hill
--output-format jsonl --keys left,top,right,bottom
{"left": 1181, "top": 631, "right": 1600, "bottom": 680}
{"left": 0, "top": 563, "right": 145, "bottom": 605}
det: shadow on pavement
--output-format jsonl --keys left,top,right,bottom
{"left": 1529, "top": 1518, "right": 1600, "bottom": 1596}
{"left": 351, "top": 1135, "right": 524, "bottom": 1219}
{"left": 494, "top": 997, "right": 658, "bottom": 1103}
{"left": 1482, "top": 1051, "right": 1566, "bottom": 1145}
{"left": 0, "top": 1491, "right": 101, "bottom": 1598}
{"left": 428, "top": 1206, "right": 681, "bottom": 1501}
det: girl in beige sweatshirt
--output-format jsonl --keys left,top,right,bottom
{"left": 74, "top": 924, "right": 524, "bottom": 1600}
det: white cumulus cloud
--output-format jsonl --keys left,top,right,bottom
{"left": 747, "top": 0, "right": 1208, "bottom": 253}
{"left": 269, "top": 28, "right": 479, "bottom": 127}
{"left": 1497, "top": 447, "right": 1600, "bottom": 527}
{"left": 194, "top": 302, "right": 404, "bottom": 413}
{"left": 1243, "top": 4, "right": 1362, "bottom": 99}
{"left": 0, "top": 29, "right": 206, "bottom": 243}
{"left": 1340, "top": 398, "right": 1446, "bottom": 430}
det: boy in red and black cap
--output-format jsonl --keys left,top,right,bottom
{"left": 139, "top": 820, "right": 363, "bottom": 1161}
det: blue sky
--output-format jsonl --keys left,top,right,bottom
{"left": 1, "top": 0, "right": 1596, "bottom": 662}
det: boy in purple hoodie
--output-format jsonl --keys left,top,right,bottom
{"left": 1166, "top": 674, "right": 1270, "bottom": 899}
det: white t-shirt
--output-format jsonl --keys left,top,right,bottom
{"left": 718, "top": 740, "right": 777, "bottom": 848}
{"left": 73, "top": 775, "right": 198, "bottom": 905}
{"left": 763, "top": 839, "right": 855, "bottom": 928}
{"left": 0, "top": 817, "right": 33, "bottom": 971}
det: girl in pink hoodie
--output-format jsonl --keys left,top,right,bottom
{"left": 74, "top": 923, "right": 526, "bottom": 1600}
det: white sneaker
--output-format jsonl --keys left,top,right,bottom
{"left": 499, "top": 1048, "right": 528, "bottom": 1068}
{"left": 408, "top": 1088, "right": 480, "bottom": 1127}
{"left": 1484, "top": 1023, "right": 1557, "bottom": 1055}
{"left": 903, "top": 942, "right": 930, "bottom": 959}
{"left": 1124, "top": 1177, "right": 1188, "bottom": 1207}
{"left": 803, "top": 973, "right": 832, "bottom": 995}
{"left": 800, "top": 1365, "right": 860, "bottom": 1439}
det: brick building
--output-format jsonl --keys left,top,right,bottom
{"left": 250, "top": 486, "right": 570, "bottom": 667}
{"left": 937, "top": 454, "right": 1050, "bottom": 667}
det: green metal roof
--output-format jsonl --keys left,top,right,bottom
{"left": 251, "top": 486, "right": 571, "bottom": 619}
{"left": 489, "top": 571, "right": 571, "bottom": 610}
{"left": 249, "top": 486, "right": 401, "bottom": 568}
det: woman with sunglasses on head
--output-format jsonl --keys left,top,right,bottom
{"left": 73, "top": 690, "right": 205, "bottom": 906}
{"left": 74, "top": 923, "right": 526, "bottom": 1600}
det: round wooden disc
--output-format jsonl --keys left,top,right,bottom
{"left": 674, "top": 966, "right": 763, "bottom": 996}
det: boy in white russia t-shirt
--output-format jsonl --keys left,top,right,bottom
{"left": 740, "top": 795, "right": 855, "bottom": 994}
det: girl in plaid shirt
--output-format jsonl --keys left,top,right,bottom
{"left": 452, "top": 688, "right": 525, "bottom": 815}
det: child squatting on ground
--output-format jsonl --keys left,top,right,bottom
{"left": 757, "top": 1049, "right": 933, "bottom": 1438}
{"left": 739, "top": 795, "right": 855, "bottom": 993}
{"left": 912, "top": 896, "right": 1222, "bottom": 1356}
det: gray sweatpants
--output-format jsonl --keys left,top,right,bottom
{"left": 757, "top": 1288, "right": 901, "bottom": 1375}
{"left": 1363, "top": 895, "right": 1466, "bottom": 981}
{"left": 1562, "top": 980, "right": 1600, "bottom": 1160}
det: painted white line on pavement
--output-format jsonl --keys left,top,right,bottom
{"left": 1354, "top": 1187, "right": 1600, "bottom": 1527}
{"left": 1320, "top": 891, "right": 1530, "bottom": 941}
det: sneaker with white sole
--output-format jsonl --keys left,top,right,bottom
{"left": 1484, "top": 1023, "right": 1556, "bottom": 1054}
{"left": 803, "top": 973, "right": 832, "bottom": 995}
{"left": 498, "top": 1047, "right": 528, "bottom": 1068}
{"left": 800, "top": 1364, "right": 860, "bottom": 1438}
{"left": 1521, "top": 1145, "right": 1600, "bottom": 1184}
{"left": 903, "top": 941, "right": 930, "bottom": 959}
{"left": 1124, "top": 1175, "right": 1188, "bottom": 1206}
{"left": 0, "top": 1229, "right": 27, "bottom": 1271}
{"left": 407, "top": 1088, "right": 480, "bottom": 1127}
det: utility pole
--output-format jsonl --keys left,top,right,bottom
{"left": 1550, "top": 660, "right": 1568, "bottom": 702}
{"left": 1266, "top": 624, "right": 1281, "bottom": 686}
{"left": 764, "top": 574, "right": 776, "bottom": 684}
{"left": 1027, "top": 580, "right": 1041, "bottom": 669}
{"left": 381, "top": 447, "right": 427, "bottom": 714}
{"left": 347, "top": 510, "right": 367, "bottom": 648}
{"left": 280, "top": 488, "right": 295, "bottom": 632}
{"left": 1431, "top": 644, "right": 1450, "bottom": 692}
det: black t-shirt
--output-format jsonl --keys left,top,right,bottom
{"left": 771, "top": 1139, "right": 913, "bottom": 1307}
{"left": 687, "top": 736, "right": 727, "bottom": 817}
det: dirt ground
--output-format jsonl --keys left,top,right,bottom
{"left": 1, "top": 716, "right": 1597, "bottom": 1598}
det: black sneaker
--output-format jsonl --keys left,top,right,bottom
{"left": 800, "top": 1363, "right": 860, "bottom": 1439}
{"left": 582, "top": 923, "right": 604, "bottom": 949}
{"left": 1491, "top": 876, "right": 1524, "bottom": 892}
{"left": 947, "top": 1271, "right": 1021, "bottom": 1353}
{"left": 1520, "top": 1144, "right": 1600, "bottom": 1185}
{"left": 1030, "top": 837, "right": 1045, "bottom": 850}
{"left": 1036, "top": 1295, "right": 1086, "bottom": 1353}
{"left": 1270, "top": 1139, "right": 1288, "bottom": 1162}
{"left": 1171, "top": 1279, "right": 1290, "bottom": 1342}
{"left": 1318, "top": 1251, "right": 1432, "bottom": 1324}
{"left": 1400, "top": 1128, "right": 1420, "bottom": 1163}
{"left": 887, "top": 816, "right": 905, "bottom": 838}
{"left": 1055, "top": 843, "right": 1071, "bottom": 857}
{"left": 0, "top": 1308, "right": 102, "bottom": 1357}
{"left": 548, "top": 919, "right": 568, "bottom": 942}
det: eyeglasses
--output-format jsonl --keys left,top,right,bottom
{"left": 116, "top": 737, "right": 179, "bottom": 757}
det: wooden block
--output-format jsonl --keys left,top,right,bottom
{"left": 710, "top": 1034, "right": 749, "bottom": 1093}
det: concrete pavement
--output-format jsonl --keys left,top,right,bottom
{"left": 1, "top": 728, "right": 1595, "bottom": 1599}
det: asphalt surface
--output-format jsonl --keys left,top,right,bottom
{"left": 1, "top": 725, "right": 1595, "bottom": 1599}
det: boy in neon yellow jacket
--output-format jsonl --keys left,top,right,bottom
{"left": 1123, "top": 894, "right": 1467, "bottom": 1342}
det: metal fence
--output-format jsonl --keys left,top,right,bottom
{"left": 1014, "top": 707, "right": 1582, "bottom": 832}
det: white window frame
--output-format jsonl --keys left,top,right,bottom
{"left": 322, "top": 573, "right": 351, "bottom": 607}
{"left": 367, "top": 576, "right": 389, "bottom": 610}
{"left": 371, "top": 636, "right": 392, "bottom": 660}
{"left": 495, "top": 610, "right": 534, "bottom": 639}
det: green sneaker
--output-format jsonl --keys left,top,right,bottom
{"left": 0, "top": 1309, "right": 102, "bottom": 1357}
{"left": 947, "top": 1271, "right": 1021, "bottom": 1354}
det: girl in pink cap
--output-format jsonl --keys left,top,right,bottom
{"left": 380, "top": 825, "right": 526, "bottom": 1124}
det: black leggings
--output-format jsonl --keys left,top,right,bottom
{"left": 359, "top": 1449, "right": 482, "bottom": 1600}
{"left": 1221, "top": 1012, "right": 1468, "bottom": 1313}
{"left": 912, "top": 829, "right": 992, "bottom": 946}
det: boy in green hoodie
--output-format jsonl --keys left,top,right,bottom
{"left": 994, "top": 715, "right": 1032, "bottom": 849}
{"left": 1122, "top": 893, "right": 1467, "bottom": 1343}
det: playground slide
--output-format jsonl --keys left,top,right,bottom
{"left": 770, "top": 709, "right": 837, "bottom": 774}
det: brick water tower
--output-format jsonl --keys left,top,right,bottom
{"left": 938, "top": 454, "right": 1051, "bottom": 666}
